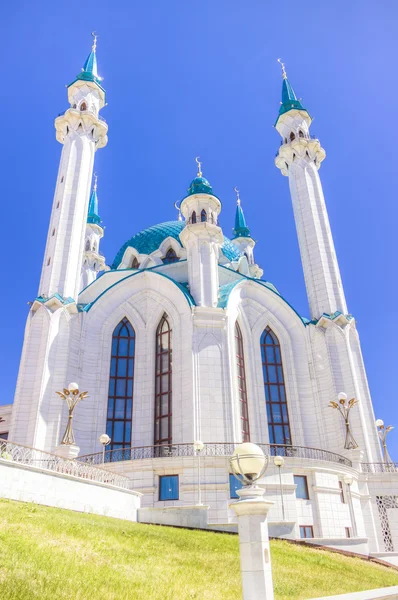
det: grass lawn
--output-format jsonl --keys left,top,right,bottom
{"left": 0, "top": 499, "right": 396, "bottom": 599}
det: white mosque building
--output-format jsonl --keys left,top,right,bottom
{"left": 2, "top": 39, "right": 397, "bottom": 563}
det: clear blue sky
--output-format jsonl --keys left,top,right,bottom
{"left": 1, "top": 1, "right": 397, "bottom": 457}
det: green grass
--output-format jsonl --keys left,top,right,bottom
{"left": 0, "top": 499, "right": 396, "bottom": 600}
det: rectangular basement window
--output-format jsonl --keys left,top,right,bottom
{"left": 299, "top": 526, "right": 314, "bottom": 539}
{"left": 345, "top": 527, "right": 351, "bottom": 538}
{"left": 159, "top": 475, "right": 179, "bottom": 501}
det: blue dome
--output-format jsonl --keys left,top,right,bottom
{"left": 187, "top": 176, "right": 213, "bottom": 196}
{"left": 111, "top": 220, "right": 241, "bottom": 269}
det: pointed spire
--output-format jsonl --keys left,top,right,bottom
{"left": 233, "top": 188, "right": 251, "bottom": 238}
{"left": 275, "top": 59, "right": 307, "bottom": 122}
{"left": 75, "top": 32, "right": 103, "bottom": 86}
{"left": 87, "top": 174, "right": 101, "bottom": 225}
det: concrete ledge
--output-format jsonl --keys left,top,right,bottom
{"left": 138, "top": 505, "right": 209, "bottom": 529}
{"left": 311, "top": 585, "right": 398, "bottom": 599}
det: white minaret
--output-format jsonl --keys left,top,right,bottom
{"left": 80, "top": 175, "right": 106, "bottom": 290}
{"left": 38, "top": 35, "right": 108, "bottom": 301}
{"left": 274, "top": 61, "right": 347, "bottom": 319}
{"left": 179, "top": 158, "right": 223, "bottom": 307}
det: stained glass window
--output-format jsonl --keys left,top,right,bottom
{"left": 106, "top": 318, "right": 135, "bottom": 451}
{"left": 235, "top": 323, "right": 250, "bottom": 442}
{"left": 260, "top": 326, "right": 291, "bottom": 445}
{"left": 155, "top": 314, "right": 172, "bottom": 445}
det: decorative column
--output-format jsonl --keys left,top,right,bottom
{"left": 229, "top": 443, "right": 275, "bottom": 600}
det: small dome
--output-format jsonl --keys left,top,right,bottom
{"left": 187, "top": 176, "right": 213, "bottom": 196}
{"left": 111, "top": 220, "right": 241, "bottom": 269}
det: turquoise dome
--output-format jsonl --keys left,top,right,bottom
{"left": 111, "top": 220, "right": 241, "bottom": 269}
{"left": 187, "top": 176, "right": 213, "bottom": 196}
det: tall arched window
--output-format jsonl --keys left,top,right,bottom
{"left": 80, "top": 102, "right": 87, "bottom": 111}
{"left": 106, "top": 318, "right": 135, "bottom": 451}
{"left": 191, "top": 211, "right": 197, "bottom": 224}
{"left": 85, "top": 240, "right": 90, "bottom": 251}
{"left": 201, "top": 209, "right": 207, "bottom": 222}
{"left": 260, "top": 326, "right": 291, "bottom": 446}
{"left": 290, "top": 131, "right": 295, "bottom": 142}
{"left": 235, "top": 323, "right": 250, "bottom": 442}
{"left": 154, "top": 314, "right": 172, "bottom": 446}
{"left": 162, "top": 248, "right": 179, "bottom": 264}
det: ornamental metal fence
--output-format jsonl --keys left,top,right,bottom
{"left": 361, "top": 462, "right": 398, "bottom": 474}
{"left": 0, "top": 438, "right": 134, "bottom": 491}
{"left": 77, "top": 442, "right": 352, "bottom": 468}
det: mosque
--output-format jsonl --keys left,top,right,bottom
{"left": 1, "top": 37, "right": 397, "bottom": 562}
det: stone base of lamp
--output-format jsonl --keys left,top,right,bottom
{"left": 343, "top": 448, "right": 364, "bottom": 470}
{"left": 230, "top": 485, "right": 275, "bottom": 600}
{"left": 54, "top": 444, "right": 80, "bottom": 459}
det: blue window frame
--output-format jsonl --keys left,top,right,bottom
{"left": 294, "top": 475, "right": 310, "bottom": 499}
{"left": 106, "top": 318, "right": 135, "bottom": 452}
{"left": 229, "top": 473, "right": 243, "bottom": 499}
{"left": 159, "top": 475, "right": 179, "bottom": 501}
{"left": 260, "top": 326, "right": 291, "bottom": 446}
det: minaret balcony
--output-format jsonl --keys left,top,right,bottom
{"left": 275, "top": 137, "right": 326, "bottom": 175}
{"left": 55, "top": 108, "right": 108, "bottom": 147}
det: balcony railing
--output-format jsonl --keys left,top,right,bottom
{"left": 56, "top": 109, "right": 107, "bottom": 123}
{"left": 0, "top": 438, "right": 134, "bottom": 490}
{"left": 361, "top": 462, "right": 398, "bottom": 474}
{"left": 77, "top": 442, "right": 352, "bottom": 468}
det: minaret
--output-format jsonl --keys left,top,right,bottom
{"left": 179, "top": 158, "right": 223, "bottom": 307}
{"left": 80, "top": 175, "right": 106, "bottom": 290}
{"left": 231, "top": 188, "right": 263, "bottom": 278}
{"left": 274, "top": 60, "right": 347, "bottom": 319}
{"left": 38, "top": 34, "right": 108, "bottom": 301}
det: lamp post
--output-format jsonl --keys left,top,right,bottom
{"left": 55, "top": 383, "right": 88, "bottom": 459}
{"left": 99, "top": 434, "right": 111, "bottom": 464}
{"left": 375, "top": 419, "right": 394, "bottom": 465}
{"left": 229, "top": 442, "right": 274, "bottom": 600}
{"left": 274, "top": 455, "right": 285, "bottom": 522}
{"left": 343, "top": 474, "right": 357, "bottom": 537}
{"left": 328, "top": 392, "right": 358, "bottom": 450}
{"left": 193, "top": 440, "right": 204, "bottom": 505}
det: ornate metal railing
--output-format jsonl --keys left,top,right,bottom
{"left": 0, "top": 438, "right": 134, "bottom": 490}
{"left": 361, "top": 462, "right": 398, "bottom": 473}
{"left": 77, "top": 442, "right": 352, "bottom": 468}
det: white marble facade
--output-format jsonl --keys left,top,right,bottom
{"left": 2, "top": 43, "right": 397, "bottom": 562}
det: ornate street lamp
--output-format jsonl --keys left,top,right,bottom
{"left": 274, "top": 455, "right": 286, "bottom": 522}
{"left": 229, "top": 443, "right": 274, "bottom": 600}
{"left": 375, "top": 419, "right": 394, "bottom": 464}
{"left": 56, "top": 383, "right": 88, "bottom": 446}
{"left": 193, "top": 440, "right": 204, "bottom": 506}
{"left": 99, "top": 433, "right": 111, "bottom": 464}
{"left": 328, "top": 392, "right": 358, "bottom": 450}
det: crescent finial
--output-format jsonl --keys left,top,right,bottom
{"left": 234, "top": 186, "right": 241, "bottom": 206}
{"left": 277, "top": 58, "right": 287, "bottom": 80}
{"left": 91, "top": 31, "right": 98, "bottom": 51}
{"left": 195, "top": 156, "right": 202, "bottom": 177}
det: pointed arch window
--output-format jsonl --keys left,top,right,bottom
{"left": 290, "top": 132, "right": 295, "bottom": 142}
{"left": 260, "top": 326, "right": 291, "bottom": 446}
{"left": 162, "top": 248, "right": 179, "bottom": 264}
{"left": 154, "top": 314, "right": 172, "bottom": 446}
{"left": 85, "top": 240, "right": 90, "bottom": 251}
{"left": 80, "top": 102, "right": 87, "bottom": 111}
{"left": 235, "top": 323, "right": 250, "bottom": 442}
{"left": 106, "top": 318, "right": 135, "bottom": 451}
{"left": 201, "top": 209, "right": 207, "bottom": 222}
{"left": 131, "top": 256, "right": 140, "bottom": 269}
{"left": 191, "top": 211, "right": 197, "bottom": 224}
